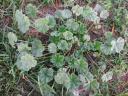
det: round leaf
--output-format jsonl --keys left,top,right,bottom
{"left": 32, "top": 39, "right": 45, "bottom": 57}
{"left": 34, "top": 18, "right": 49, "bottom": 33}
{"left": 48, "top": 43, "right": 57, "bottom": 53}
{"left": 15, "top": 10, "right": 30, "bottom": 33}
{"left": 54, "top": 69, "right": 69, "bottom": 84}
{"left": 51, "top": 54, "right": 64, "bottom": 68}
{"left": 72, "top": 5, "right": 83, "bottom": 16}
{"left": 38, "top": 68, "right": 53, "bottom": 83}
{"left": 63, "top": 31, "right": 73, "bottom": 40}
{"left": 25, "top": 3, "right": 37, "bottom": 18}
{"left": 7, "top": 32, "right": 17, "bottom": 48}
{"left": 16, "top": 53, "right": 37, "bottom": 71}
{"left": 57, "top": 40, "right": 69, "bottom": 51}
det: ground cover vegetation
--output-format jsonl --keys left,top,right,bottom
{"left": 0, "top": 0, "right": 128, "bottom": 96}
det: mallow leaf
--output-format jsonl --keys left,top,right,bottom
{"left": 51, "top": 53, "right": 64, "bottom": 68}
{"left": 25, "top": 3, "right": 37, "bottom": 18}
{"left": 74, "top": 58, "right": 88, "bottom": 73}
{"left": 7, "top": 32, "right": 17, "bottom": 48}
{"left": 82, "top": 6, "right": 100, "bottom": 23}
{"left": 17, "top": 42, "right": 31, "bottom": 52}
{"left": 63, "top": 31, "right": 73, "bottom": 40}
{"left": 54, "top": 69, "right": 69, "bottom": 84}
{"left": 46, "top": 15, "right": 56, "bottom": 28}
{"left": 57, "top": 40, "right": 69, "bottom": 51}
{"left": 48, "top": 43, "right": 57, "bottom": 53}
{"left": 16, "top": 53, "right": 37, "bottom": 71}
{"left": 85, "top": 79, "right": 99, "bottom": 93}
{"left": 34, "top": 18, "right": 49, "bottom": 33}
{"left": 72, "top": 5, "right": 83, "bottom": 16}
{"left": 55, "top": 9, "right": 72, "bottom": 19}
{"left": 100, "top": 10, "right": 109, "bottom": 19}
{"left": 32, "top": 39, "right": 45, "bottom": 57}
{"left": 65, "top": 19, "right": 79, "bottom": 31}
{"left": 65, "top": 74, "right": 81, "bottom": 90}
{"left": 100, "top": 43, "right": 112, "bottom": 55}
{"left": 38, "top": 68, "right": 53, "bottom": 83}
{"left": 111, "top": 37, "right": 125, "bottom": 53}
{"left": 15, "top": 10, "right": 30, "bottom": 33}
{"left": 101, "top": 71, "right": 113, "bottom": 82}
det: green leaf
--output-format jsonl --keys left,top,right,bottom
{"left": 16, "top": 53, "right": 37, "bottom": 71}
{"left": 82, "top": 6, "right": 100, "bottom": 23}
{"left": 63, "top": 31, "right": 73, "bottom": 40}
{"left": 55, "top": 9, "right": 72, "bottom": 19}
{"left": 34, "top": 18, "right": 49, "bottom": 33}
{"left": 83, "top": 34, "right": 90, "bottom": 41}
{"left": 74, "top": 58, "right": 88, "bottom": 73}
{"left": 54, "top": 68, "right": 69, "bottom": 84}
{"left": 111, "top": 37, "right": 125, "bottom": 53}
{"left": 48, "top": 43, "right": 57, "bottom": 53}
{"left": 89, "top": 79, "right": 99, "bottom": 92}
{"left": 32, "top": 39, "right": 45, "bottom": 57}
{"left": 15, "top": 10, "right": 30, "bottom": 33}
{"left": 46, "top": 15, "right": 56, "bottom": 28}
{"left": 17, "top": 42, "right": 31, "bottom": 52}
{"left": 57, "top": 40, "right": 69, "bottom": 51}
{"left": 38, "top": 68, "right": 53, "bottom": 83}
{"left": 51, "top": 54, "right": 64, "bottom": 68}
{"left": 7, "top": 32, "right": 17, "bottom": 48}
{"left": 25, "top": 3, "right": 37, "bottom": 18}
{"left": 66, "top": 19, "right": 79, "bottom": 31}
{"left": 101, "top": 71, "right": 113, "bottom": 82}
{"left": 100, "top": 43, "right": 112, "bottom": 55}
{"left": 72, "top": 5, "right": 83, "bottom": 16}
{"left": 100, "top": 10, "right": 109, "bottom": 19}
{"left": 65, "top": 74, "right": 81, "bottom": 90}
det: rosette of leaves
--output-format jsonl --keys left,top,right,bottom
{"left": 34, "top": 18, "right": 49, "bottom": 33}
{"left": 16, "top": 52, "right": 37, "bottom": 71}
{"left": 63, "top": 31, "right": 73, "bottom": 40}
{"left": 38, "top": 68, "right": 54, "bottom": 83}
{"left": 57, "top": 40, "right": 69, "bottom": 51}
{"left": 48, "top": 43, "right": 57, "bottom": 53}
{"left": 32, "top": 39, "right": 45, "bottom": 57}
{"left": 15, "top": 10, "right": 30, "bottom": 33}
{"left": 25, "top": 3, "right": 37, "bottom": 18}
{"left": 54, "top": 68, "right": 70, "bottom": 85}
{"left": 65, "top": 19, "right": 79, "bottom": 31}
{"left": 7, "top": 32, "right": 17, "bottom": 48}
{"left": 82, "top": 6, "right": 100, "bottom": 23}
{"left": 51, "top": 53, "right": 64, "bottom": 68}
{"left": 55, "top": 9, "right": 72, "bottom": 19}
{"left": 72, "top": 5, "right": 83, "bottom": 16}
